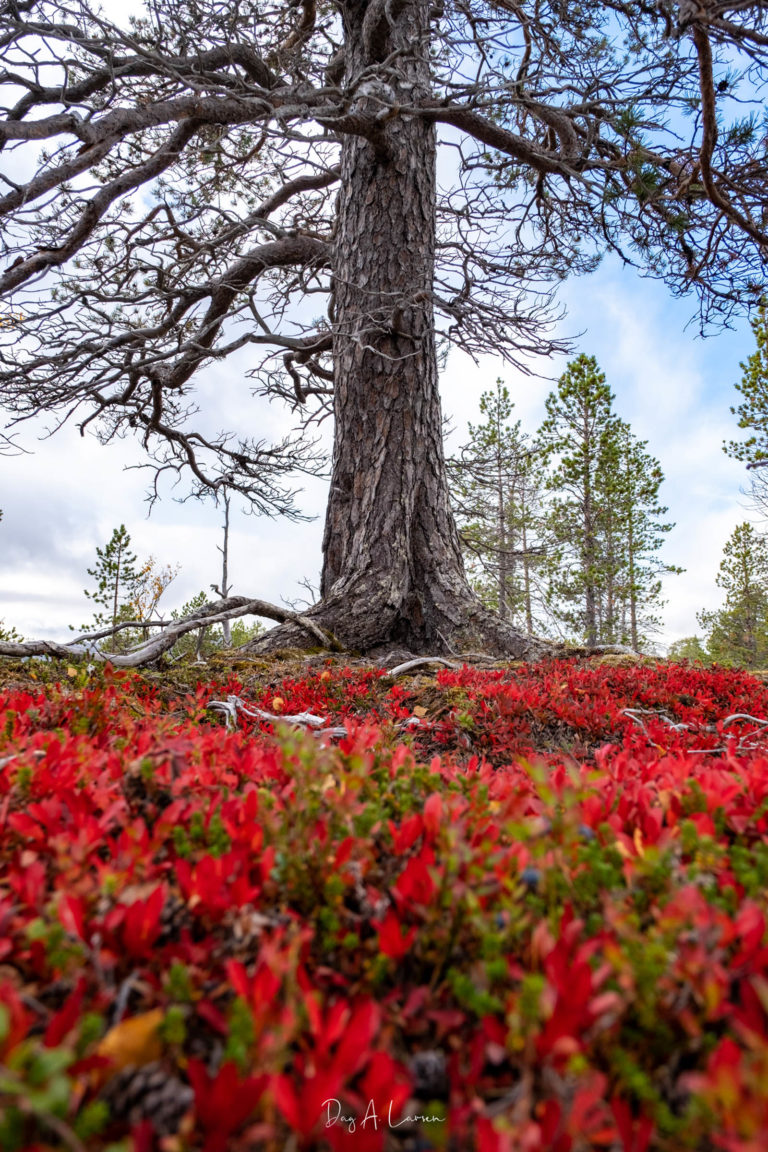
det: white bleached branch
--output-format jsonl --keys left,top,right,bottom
{"left": 0, "top": 596, "right": 341, "bottom": 666}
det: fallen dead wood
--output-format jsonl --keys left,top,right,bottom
{"left": 0, "top": 597, "right": 341, "bottom": 667}
{"left": 384, "top": 645, "right": 640, "bottom": 677}
{"left": 386, "top": 656, "right": 462, "bottom": 676}
{"left": 208, "top": 696, "right": 348, "bottom": 737}
{"left": 206, "top": 694, "right": 431, "bottom": 738}
{"left": 621, "top": 706, "right": 768, "bottom": 755}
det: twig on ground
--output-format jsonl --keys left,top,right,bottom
{"left": 112, "top": 974, "right": 138, "bottom": 1027}
{"left": 65, "top": 618, "right": 170, "bottom": 644}
{"left": 0, "top": 749, "right": 46, "bottom": 770}
{"left": 621, "top": 707, "right": 768, "bottom": 755}
{"left": 621, "top": 708, "right": 692, "bottom": 734}
{"left": 386, "top": 656, "right": 461, "bottom": 676}
{"left": 720, "top": 713, "right": 768, "bottom": 729}
{"left": 207, "top": 695, "right": 348, "bottom": 737}
{"left": 206, "top": 694, "right": 433, "bottom": 738}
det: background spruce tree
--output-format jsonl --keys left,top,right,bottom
{"left": 667, "top": 636, "right": 710, "bottom": 663}
{"left": 610, "top": 421, "right": 682, "bottom": 651}
{"left": 448, "top": 381, "right": 548, "bottom": 635}
{"left": 82, "top": 525, "right": 140, "bottom": 634}
{"left": 78, "top": 526, "right": 179, "bottom": 650}
{"left": 726, "top": 299, "right": 768, "bottom": 518}
{"left": 538, "top": 355, "right": 619, "bottom": 645}
{"left": 168, "top": 589, "right": 265, "bottom": 660}
{"left": 538, "top": 356, "right": 680, "bottom": 648}
{"left": 697, "top": 522, "right": 768, "bottom": 669}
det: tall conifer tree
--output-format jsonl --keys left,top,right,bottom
{"left": 698, "top": 522, "right": 768, "bottom": 668}
{"left": 539, "top": 355, "right": 617, "bottom": 645}
{"left": 0, "top": 0, "right": 765, "bottom": 656}
{"left": 726, "top": 299, "right": 768, "bottom": 517}
{"left": 612, "top": 421, "right": 681, "bottom": 650}
{"left": 539, "top": 357, "right": 679, "bottom": 647}
{"left": 82, "top": 525, "right": 140, "bottom": 632}
{"left": 448, "top": 382, "right": 547, "bottom": 635}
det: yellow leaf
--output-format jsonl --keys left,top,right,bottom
{"left": 97, "top": 1008, "right": 164, "bottom": 1072}
{"left": 412, "top": 706, "right": 428, "bottom": 719}
{"left": 66, "top": 665, "right": 78, "bottom": 678}
{"left": 633, "top": 827, "right": 645, "bottom": 858}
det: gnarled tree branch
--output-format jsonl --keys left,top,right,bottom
{"left": 0, "top": 596, "right": 342, "bottom": 666}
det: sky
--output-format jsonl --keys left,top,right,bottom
{"left": 0, "top": 248, "right": 758, "bottom": 651}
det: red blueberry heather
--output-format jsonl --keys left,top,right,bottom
{"left": 2, "top": 658, "right": 768, "bottom": 1149}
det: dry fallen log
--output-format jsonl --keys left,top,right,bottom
{"left": 0, "top": 597, "right": 341, "bottom": 667}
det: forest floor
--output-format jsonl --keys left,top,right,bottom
{"left": 2, "top": 653, "right": 768, "bottom": 1152}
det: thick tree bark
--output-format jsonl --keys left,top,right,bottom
{"left": 250, "top": 0, "right": 545, "bottom": 658}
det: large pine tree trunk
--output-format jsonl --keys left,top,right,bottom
{"left": 251, "top": 0, "right": 545, "bottom": 658}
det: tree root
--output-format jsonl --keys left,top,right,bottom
{"left": 0, "top": 596, "right": 342, "bottom": 667}
{"left": 243, "top": 589, "right": 555, "bottom": 662}
{"left": 1, "top": 592, "right": 641, "bottom": 671}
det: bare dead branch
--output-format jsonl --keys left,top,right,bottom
{"left": 206, "top": 693, "right": 434, "bottom": 738}
{"left": 386, "top": 656, "right": 461, "bottom": 676}
{"left": 277, "top": 0, "right": 318, "bottom": 56}
{"left": 0, "top": 595, "right": 342, "bottom": 665}
{"left": 691, "top": 22, "right": 768, "bottom": 249}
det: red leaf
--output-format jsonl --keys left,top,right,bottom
{"left": 273, "top": 1069, "right": 342, "bottom": 1139}
{"left": 611, "top": 1099, "right": 655, "bottom": 1152}
{"left": 423, "top": 792, "right": 443, "bottom": 840}
{"left": 359, "top": 1051, "right": 411, "bottom": 1116}
{"left": 0, "top": 981, "right": 32, "bottom": 1059}
{"left": 59, "top": 893, "right": 86, "bottom": 939}
{"left": 376, "top": 908, "right": 416, "bottom": 960}
{"left": 44, "top": 977, "right": 86, "bottom": 1047}
{"left": 388, "top": 813, "right": 424, "bottom": 854}
{"left": 188, "top": 1059, "right": 265, "bottom": 1144}
{"left": 330, "top": 1000, "right": 379, "bottom": 1078}
{"left": 122, "top": 885, "right": 164, "bottom": 959}
{"left": 392, "top": 850, "right": 436, "bottom": 908}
